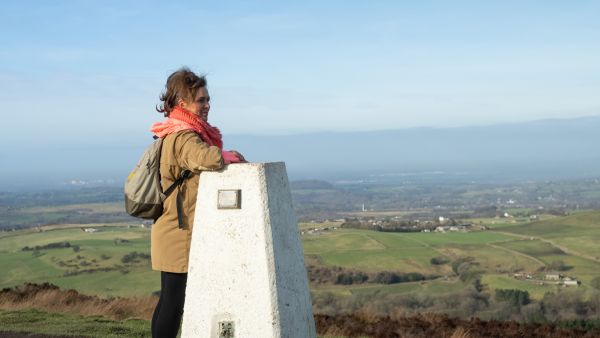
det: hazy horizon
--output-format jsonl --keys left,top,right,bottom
{"left": 1, "top": 115, "right": 598, "bottom": 191}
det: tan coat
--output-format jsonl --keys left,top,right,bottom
{"left": 151, "top": 130, "right": 224, "bottom": 273}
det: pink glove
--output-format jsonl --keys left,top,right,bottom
{"left": 222, "top": 150, "right": 242, "bottom": 164}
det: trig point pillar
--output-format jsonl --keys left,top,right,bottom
{"left": 181, "top": 162, "right": 316, "bottom": 338}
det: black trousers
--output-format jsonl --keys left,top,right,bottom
{"left": 151, "top": 271, "right": 188, "bottom": 338}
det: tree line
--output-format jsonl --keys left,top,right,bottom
{"left": 307, "top": 265, "right": 431, "bottom": 285}
{"left": 311, "top": 283, "right": 600, "bottom": 328}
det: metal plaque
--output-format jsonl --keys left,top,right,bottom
{"left": 218, "top": 321, "right": 234, "bottom": 338}
{"left": 217, "top": 190, "right": 241, "bottom": 209}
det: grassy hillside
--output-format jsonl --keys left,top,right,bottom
{"left": 492, "top": 211, "right": 600, "bottom": 285}
{"left": 305, "top": 212, "right": 600, "bottom": 298}
{"left": 0, "top": 226, "right": 159, "bottom": 297}
{"left": 1, "top": 212, "right": 600, "bottom": 300}
{"left": 499, "top": 211, "right": 600, "bottom": 258}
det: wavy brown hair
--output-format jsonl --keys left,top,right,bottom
{"left": 156, "top": 67, "right": 207, "bottom": 116}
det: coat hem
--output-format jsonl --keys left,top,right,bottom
{"left": 151, "top": 264, "right": 189, "bottom": 273}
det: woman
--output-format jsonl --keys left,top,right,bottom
{"left": 149, "top": 67, "right": 245, "bottom": 338}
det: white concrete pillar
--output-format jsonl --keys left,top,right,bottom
{"left": 181, "top": 162, "right": 316, "bottom": 338}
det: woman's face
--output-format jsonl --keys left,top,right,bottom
{"left": 181, "top": 87, "right": 210, "bottom": 121}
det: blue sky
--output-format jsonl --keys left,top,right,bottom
{"left": 1, "top": 0, "right": 599, "bottom": 145}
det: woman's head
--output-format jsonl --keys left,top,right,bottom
{"left": 156, "top": 67, "right": 211, "bottom": 120}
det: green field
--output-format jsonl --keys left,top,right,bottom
{"left": 0, "top": 309, "right": 150, "bottom": 338}
{"left": 498, "top": 211, "right": 600, "bottom": 260}
{"left": 1, "top": 211, "right": 600, "bottom": 300}
{"left": 0, "top": 226, "right": 159, "bottom": 296}
{"left": 481, "top": 274, "right": 559, "bottom": 299}
{"left": 304, "top": 229, "right": 541, "bottom": 277}
{"left": 304, "top": 230, "right": 441, "bottom": 273}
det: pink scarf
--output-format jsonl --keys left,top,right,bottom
{"left": 150, "top": 106, "right": 241, "bottom": 164}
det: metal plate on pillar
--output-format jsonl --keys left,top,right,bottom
{"left": 217, "top": 190, "right": 241, "bottom": 209}
{"left": 218, "top": 321, "right": 234, "bottom": 338}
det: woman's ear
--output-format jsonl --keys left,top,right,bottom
{"left": 177, "top": 99, "right": 186, "bottom": 109}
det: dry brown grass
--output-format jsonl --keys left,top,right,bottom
{"left": 449, "top": 327, "right": 473, "bottom": 338}
{"left": 0, "top": 283, "right": 156, "bottom": 320}
{"left": 2, "top": 283, "right": 597, "bottom": 338}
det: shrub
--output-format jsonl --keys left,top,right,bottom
{"left": 459, "top": 269, "right": 482, "bottom": 282}
{"left": 334, "top": 272, "right": 369, "bottom": 285}
{"left": 405, "top": 272, "right": 426, "bottom": 282}
{"left": 22, "top": 241, "right": 72, "bottom": 251}
{"left": 372, "top": 271, "right": 399, "bottom": 284}
{"left": 353, "top": 272, "right": 369, "bottom": 284}
{"left": 121, "top": 252, "right": 151, "bottom": 264}
{"left": 452, "top": 257, "right": 475, "bottom": 275}
{"left": 430, "top": 256, "right": 449, "bottom": 265}
{"left": 372, "top": 271, "right": 425, "bottom": 284}
{"left": 335, "top": 273, "right": 355, "bottom": 285}
{"left": 495, "top": 289, "right": 530, "bottom": 307}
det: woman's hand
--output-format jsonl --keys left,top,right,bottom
{"left": 229, "top": 150, "right": 247, "bottom": 163}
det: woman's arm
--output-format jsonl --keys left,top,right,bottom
{"left": 175, "top": 131, "right": 224, "bottom": 172}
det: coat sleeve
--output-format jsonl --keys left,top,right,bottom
{"left": 175, "top": 131, "right": 224, "bottom": 173}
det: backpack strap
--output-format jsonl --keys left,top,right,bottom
{"left": 175, "top": 170, "right": 191, "bottom": 229}
{"left": 163, "top": 169, "right": 192, "bottom": 229}
{"left": 163, "top": 170, "right": 191, "bottom": 196}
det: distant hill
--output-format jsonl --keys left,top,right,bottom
{"left": 227, "top": 115, "right": 600, "bottom": 181}
{"left": 1, "top": 116, "right": 599, "bottom": 190}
